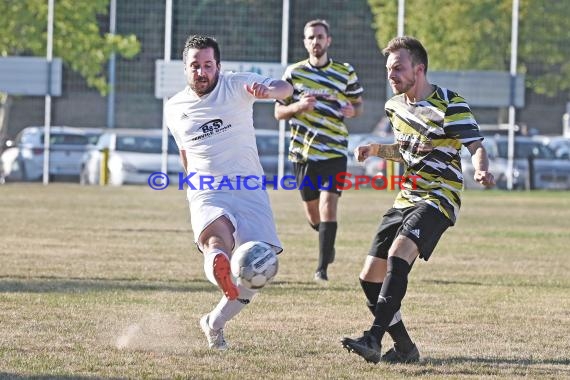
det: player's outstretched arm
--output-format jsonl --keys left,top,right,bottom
{"left": 467, "top": 140, "right": 495, "bottom": 187}
{"left": 354, "top": 143, "right": 403, "bottom": 163}
{"left": 245, "top": 80, "right": 293, "bottom": 100}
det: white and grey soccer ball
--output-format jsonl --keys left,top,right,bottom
{"left": 231, "top": 241, "right": 279, "bottom": 289}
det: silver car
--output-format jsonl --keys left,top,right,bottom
{"left": 462, "top": 136, "right": 570, "bottom": 190}
{"left": 15, "top": 126, "right": 89, "bottom": 181}
{"left": 534, "top": 135, "right": 570, "bottom": 160}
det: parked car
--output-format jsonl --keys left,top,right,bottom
{"left": 80, "top": 128, "right": 182, "bottom": 186}
{"left": 14, "top": 126, "right": 90, "bottom": 181}
{"left": 254, "top": 129, "right": 293, "bottom": 178}
{"left": 534, "top": 135, "right": 570, "bottom": 160}
{"left": 462, "top": 135, "right": 570, "bottom": 190}
{"left": 82, "top": 127, "right": 107, "bottom": 145}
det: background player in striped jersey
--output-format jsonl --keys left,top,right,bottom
{"left": 275, "top": 19, "right": 364, "bottom": 283}
{"left": 342, "top": 36, "right": 495, "bottom": 364}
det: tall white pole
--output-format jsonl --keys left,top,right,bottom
{"left": 506, "top": 0, "right": 519, "bottom": 190}
{"left": 161, "top": 0, "right": 173, "bottom": 176}
{"left": 278, "top": 0, "right": 290, "bottom": 179}
{"left": 397, "top": 0, "right": 405, "bottom": 37}
{"left": 42, "top": 0, "right": 54, "bottom": 185}
{"left": 106, "top": 0, "right": 117, "bottom": 128}
{"left": 386, "top": 0, "right": 405, "bottom": 100}
{"left": 391, "top": 0, "right": 405, "bottom": 176}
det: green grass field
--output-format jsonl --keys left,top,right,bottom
{"left": 1, "top": 184, "right": 569, "bottom": 379}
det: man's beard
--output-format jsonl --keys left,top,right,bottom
{"left": 190, "top": 72, "right": 219, "bottom": 97}
{"left": 312, "top": 46, "right": 327, "bottom": 59}
{"left": 391, "top": 76, "right": 415, "bottom": 95}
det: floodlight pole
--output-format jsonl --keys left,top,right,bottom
{"left": 506, "top": 0, "right": 519, "bottom": 190}
{"left": 397, "top": 0, "right": 405, "bottom": 37}
{"left": 161, "top": 0, "right": 173, "bottom": 176}
{"left": 42, "top": 0, "right": 54, "bottom": 185}
{"left": 278, "top": 0, "right": 290, "bottom": 179}
{"left": 107, "top": 0, "right": 117, "bottom": 129}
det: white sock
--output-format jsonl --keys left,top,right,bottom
{"left": 203, "top": 249, "right": 228, "bottom": 286}
{"left": 209, "top": 284, "right": 258, "bottom": 330}
{"left": 390, "top": 310, "right": 402, "bottom": 326}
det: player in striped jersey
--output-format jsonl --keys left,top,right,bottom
{"left": 275, "top": 19, "right": 363, "bottom": 283}
{"left": 342, "top": 36, "right": 495, "bottom": 364}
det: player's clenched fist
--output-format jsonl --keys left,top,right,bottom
{"left": 245, "top": 82, "right": 270, "bottom": 99}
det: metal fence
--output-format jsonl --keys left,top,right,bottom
{"left": 5, "top": 0, "right": 570, "bottom": 138}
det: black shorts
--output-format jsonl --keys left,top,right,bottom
{"left": 293, "top": 156, "right": 347, "bottom": 202}
{"left": 368, "top": 202, "right": 452, "bottom": 261}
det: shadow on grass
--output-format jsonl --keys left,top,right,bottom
{"left": 422, "top": 279, "right": 484, "bottom": 286}
{"left": 422, "top": 278, "right": 569, "bottom": 289}
{"left": 0, "top": 276, "right": 211, "bottom": 294}
{"left": 81, "top": 227, "right": 189, "bottom": 234}
{"left": 402, "top": 356, "right": 570, "bottom": 376}
{"left": 0, "top": 276, "right": 354, "bottom": 294}
{"left": 0, "top": 374, "right": 126, "bottom": 380}
{"left": 269, "top": 280, "right": 358, "bottom": 293}
{"left": 0, "top": 277, "right": 356, "bottom": 295}
{"left": 426, "top": 355, "right": 570, "bottom": 366}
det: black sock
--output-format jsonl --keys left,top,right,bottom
{"left": 309, "top": 222, "right": 320, "bottom": 232}
{"left": 370, "top": 256, "right": 411, "bottom": 342}
{"left": 317, "top": 221, "right": 337, "bottom": 271}
{"left": 388, "top": 259, "right": 416, "bottom": 350}
{"left": 359, "top": 279, "right": 381, "bottom": 315}
{"left": 387, "top": 320, "right": 414, "bottom": 353}
{"left": 361, "top": 277, "right": 414, "bottom": 350}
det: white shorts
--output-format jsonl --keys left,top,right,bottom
{"left": 188, "top": 188, "right": 282, "bottom": 254}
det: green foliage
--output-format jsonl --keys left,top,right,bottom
{"left": 0, "top": 0, "right": 140, "bottom": 95}
{"left": 367, "top": 0, "right": 570, "bottom": 97}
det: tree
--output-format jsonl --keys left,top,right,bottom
{"left": 0, "top": 0, "right": 140, "bottom": 143}
{"left": 367, "top": 0, "right": 570, "bottom": 97}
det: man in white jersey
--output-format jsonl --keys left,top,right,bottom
{"left": 165, "top": 35, "right": 293, "bottom": 350}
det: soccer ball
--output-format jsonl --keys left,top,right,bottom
{"left": 231, "top": 241, "right": 279, "bottom": 289}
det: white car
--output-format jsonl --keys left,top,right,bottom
{"left": 80, "top": 128, "right": 182, "bottom": 186}
{"left": 14, "top": 126, "right": 90, "bottom": 181}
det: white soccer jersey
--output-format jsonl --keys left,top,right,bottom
{"left": 166, "top": 71, "right": 272, "bottom": 190}
{"left": 165, "top": 71, "right": 282, "bottom": 250}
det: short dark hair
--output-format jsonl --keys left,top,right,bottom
{"left": 304, "top": 19, "right": 330, "bottom": 36}
{"left": 383, "top": 36, "right": 428, "bottom": 73}
{"left": 182, "top": 35, "right": 220, "bottom": 65}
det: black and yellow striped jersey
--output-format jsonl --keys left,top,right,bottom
{"left": 386, "top": 85, "right": 483, "bottom": 224}
{"left": 278, "top": 58, "right": 363, "bottom": 163}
